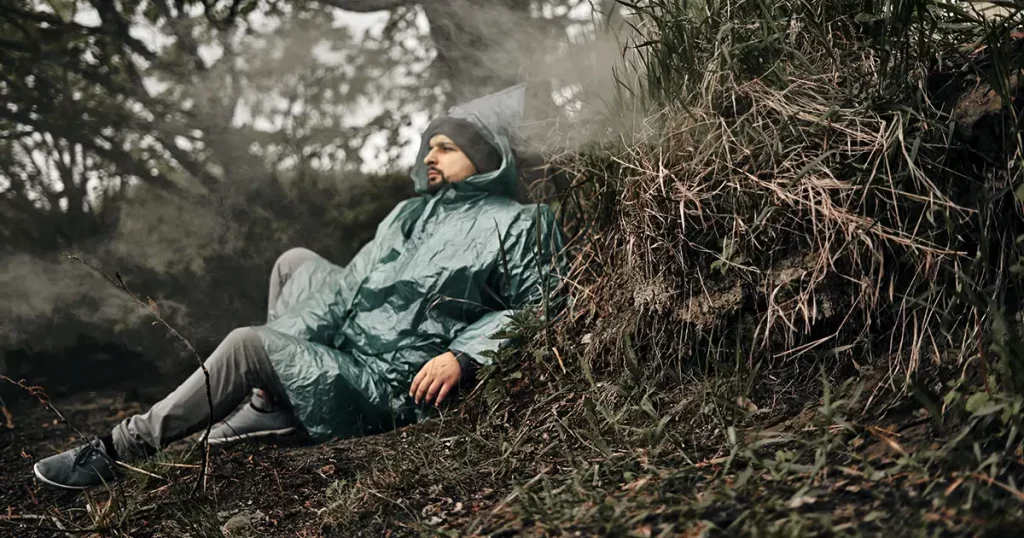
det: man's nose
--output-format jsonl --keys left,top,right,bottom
{"left": 424, "top": 150, "right": 436, "bottom": 166}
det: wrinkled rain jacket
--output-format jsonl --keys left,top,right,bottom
{"left": 254, "top": 100, "right": 564, "bottom": 441}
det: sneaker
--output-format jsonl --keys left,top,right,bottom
{"left": 33, "top": 438, "right": 117, "bottom": 490}
{"left": 202, "top": 397, "right": 298, "bottom": 445}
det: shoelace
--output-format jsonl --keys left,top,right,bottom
{"left": 73, "top": 440, "right": 106, "bottom": 468}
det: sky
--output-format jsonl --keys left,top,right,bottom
{"left": 73, "top": 3, "right": 422, "bottom": 175}
{"left": 53, "top": 0, "right": 623, "bottom": 194}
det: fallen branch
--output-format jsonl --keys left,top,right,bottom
{"left": 65, "top": 253, "right": 214, "bottom": 494}
{"left": 0, "top": 514, "right": 97, "bottom": 536}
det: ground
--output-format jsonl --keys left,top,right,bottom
{"left": 3, "top": 365, "right": 1023, "bottom": 537}
{"left": 0, "top": 388, "right": 502, "bottom": 537}
{"left": 3, "top": 390, "right": 377, "bottom": 536}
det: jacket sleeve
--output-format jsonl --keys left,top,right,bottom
{"left": 449, "top": 204, "right": 564, "bottom": 371}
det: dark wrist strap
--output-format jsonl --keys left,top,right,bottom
{"left": 453, "top": 351, "right": 481, "bottom": 387}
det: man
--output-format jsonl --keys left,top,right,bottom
{"left": 32, "top": 106, "right": 564, "bottom": 490}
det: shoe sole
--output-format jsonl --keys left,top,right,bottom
{"left": 204, "top": 426, "right": 297, "bottom": 445}
{"left": 33, "top": 463, "right": 93, "bottom": 490}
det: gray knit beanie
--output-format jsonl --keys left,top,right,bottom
{"left": 423, "top": 116, "right": 503, "bottom": 175}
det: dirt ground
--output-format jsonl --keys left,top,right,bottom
{"left": 4, "top": 366, "right": 1023, "bottom": 537}
{"left": 1, "top": 389, "right": 373, "bottom": 537}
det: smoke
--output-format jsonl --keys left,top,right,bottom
{"left": 0, "top": 252, "right": 179, "bottom": 350}
{"left": 421, "top": 0, "right": 649, "bottom": 152}
{"left": 0, "top": 184, "right": 220, "bottom": 352}
{"left": 0, "top": 1, "right": 644, "bottom": 354}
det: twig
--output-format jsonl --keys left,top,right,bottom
{"left": 970, "top": 473, "right": 1024, "bottom": 502}
{"left": 0, "top": 514, "right": 97, "bottom": 536}
{"left": 0, "top": 376, "right": 88, "bottom": 441}
{"left": 115, "top": 461, "right": 167, "bottom": 481}
{"left": 552, "top": 346, "right": 567, "bottom": 374}
{"left": 153, "top": 462, "right": 202, "bottom": 469}
{"left": 0, "top": 394, "right": 14, "bottom": 428}
{"left": 65, "top": 253, "right": 215, "bottom": 494}
{"left": 975, "top": 310, "right": 991, "bottom": 393}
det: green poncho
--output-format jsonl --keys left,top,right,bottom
{"left": 254, "top": 99, "right": 564, "bottom": 441}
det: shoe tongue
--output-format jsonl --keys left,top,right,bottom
{"left": 251, "top": 392, "right": 274, "bottom": 412}
{"left": 89, "top": 437, "right": 107, "bottom": 454}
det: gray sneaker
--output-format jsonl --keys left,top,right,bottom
{"left": 203, "top": 399, "right": 298, "bottom": 445}
{"left": 33, "top": 438, "right": 117, "bottom": 490}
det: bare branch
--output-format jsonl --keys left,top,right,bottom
{"left": 152, "top": 0, "right": 207, "bottom": 73}
{"left": 66, "top": 254, "right": 216, "bottom": 494}
{"left": 314, "top": 0, "right": 414, "bottom": 13}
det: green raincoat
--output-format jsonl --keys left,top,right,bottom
{"left": 254, "top": 91, "right": 564, "bottom": 441}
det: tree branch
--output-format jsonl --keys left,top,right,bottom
{"left": 152, "top": 0, "right": 207, "bottom": 73}
{"left": 314, "top": 0, "right": 415, "bottom": 13}
{"left": 0, "top": 108, "right": 190, "bottom": 197}
{"left": 65, "top": 254, "right": 216, "bottom": 494}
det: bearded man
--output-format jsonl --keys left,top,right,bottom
{"left": 33, "top": 102, "right": 564, "bottom": 490}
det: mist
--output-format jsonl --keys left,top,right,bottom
{"left": 0, "top": 0, "right": 643, "bottom": 361}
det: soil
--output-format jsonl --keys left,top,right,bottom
{"left": 0, "top": 388, "right": 386, "bottom": 537}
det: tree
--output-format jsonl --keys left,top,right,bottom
{"left": 1, "top": 0, "right": 605, "bottom": 249}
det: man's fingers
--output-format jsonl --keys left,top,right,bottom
{"left": 435, "top": 381, "right": 454, "bottom": 406}
{"left": 410, "top": 358, "right": 437, "bottom": 398}
{"left": 410, "top": 368, "right": 425, "bottom": 398}
{"left": 415, "top": 370, "right": 435, "bottom": 404}
{"left": 424, "top": 378, "right": 442, "bottom": 405}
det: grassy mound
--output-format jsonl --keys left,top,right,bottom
{"left": 562, "top": 0, "right": 1024, "bottom": 385}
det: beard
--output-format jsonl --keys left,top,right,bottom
{"left": 426, "top": 168, "right": 447, "bottom": 193}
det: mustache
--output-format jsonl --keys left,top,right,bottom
{"left": 427, "top": 166, "right": 445, "bottom": 180}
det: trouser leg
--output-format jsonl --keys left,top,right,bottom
{"left": 268, "top": 247, "right": 322, "bottom": 318}
{"left": 254, "top": 247, "right": 323, "bottom": 405}
{"left": 110, "top": 327, "right": 288, "bottom": 461}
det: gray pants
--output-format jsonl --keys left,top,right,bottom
{"left": 111, "top": 248, "right": 321, "bottom": 461}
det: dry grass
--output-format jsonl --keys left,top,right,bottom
{"left": 547, "top": 0, "right": 1024, "bottom": 393}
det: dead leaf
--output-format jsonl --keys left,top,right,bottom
{"left": 736, "top": 396, "right": 758, "bottom": 413}
{"left": 621, "top": 476, "right": 651, "bottom": 491}
{"left": 867, "top": 425, "right": 907, "bottom": 456}
{"left": 787, "top": 494, "right": 817, "bottom": 508}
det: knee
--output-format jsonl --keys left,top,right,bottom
{"left": 274, "top": 247, "right": 317, "bottom": 274}
{"left": 222, "top": 327, "right": 261, "bottom": 350}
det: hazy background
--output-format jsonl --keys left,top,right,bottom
{"left": 0, "top": 0, "right": 640, "bottom": 399}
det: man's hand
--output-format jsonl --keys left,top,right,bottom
{"left": 410, "top": 351, "right": 462, "bottom": 406}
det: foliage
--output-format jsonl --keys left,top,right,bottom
{"left": 557, "top": 0, "right": 1024, "bottom": 387}
{"left": 0, "top": 0, "right": 601, "bottom": 253}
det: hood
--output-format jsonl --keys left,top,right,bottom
{"left": 410, "top": 85, "right": 526, "bottom": 199}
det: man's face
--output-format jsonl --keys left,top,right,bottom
{"left": 423, "top": 134, "right": 477, "bottom": 192}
